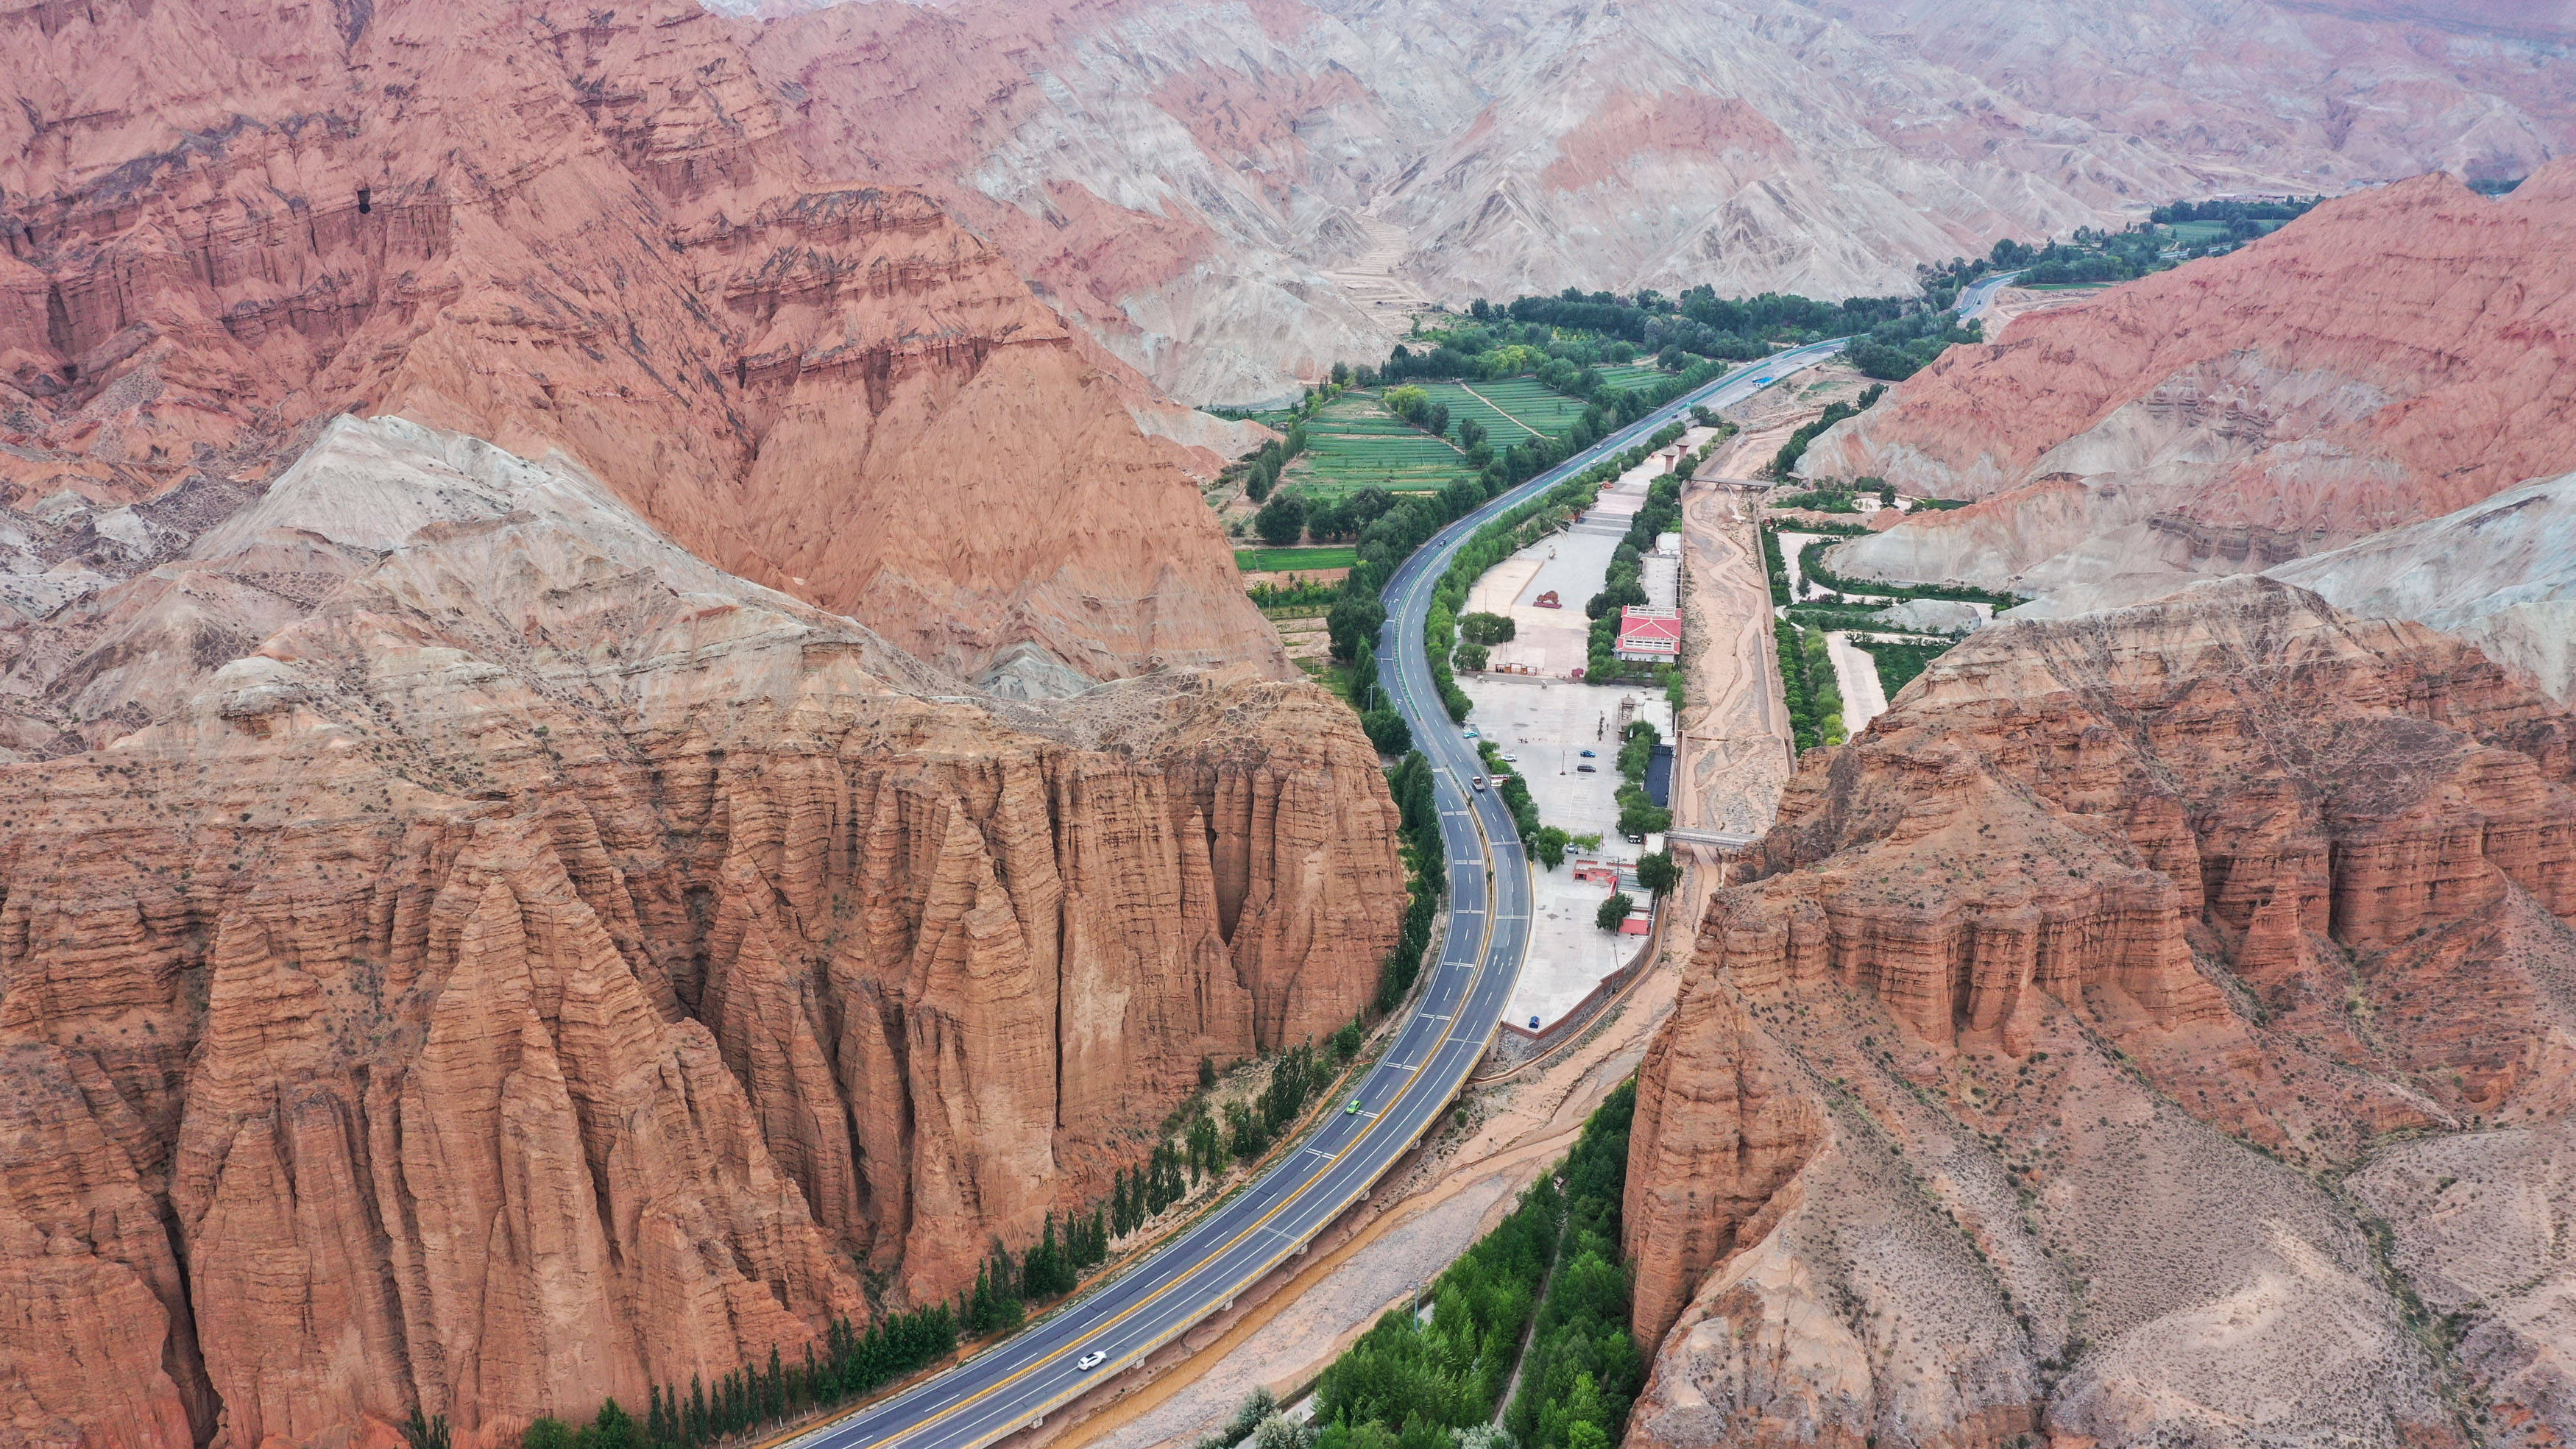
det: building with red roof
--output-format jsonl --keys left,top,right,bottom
{"left": 1613, "top": 606, "right": 1682, "bottom": 662}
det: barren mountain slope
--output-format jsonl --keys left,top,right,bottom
{"left": 1625, "top": 578, "right": 2576, "bottom": 1448}
{"left": 0, "top": 0, "right": 1275, "bottom": 692}
{"left": 1803, "top": 162, "right": 2576, "bottom": 609}
{"left": 735, "top": 0, "right": 2573, "bottom": 403}
{"left": 0, "top": 417, "right": 1404, "bottom": 1449}
{"left": 2271, "top": 470, "right": 2576, "bottom": 704}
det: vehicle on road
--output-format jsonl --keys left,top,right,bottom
{"left": 1077, "top": 1350, "right": 1105, "bottom": 1372}
{"left": 1463, "top": 726, "right": 1479, "bottom": 738}
{"left": 1346, "top": 1098, "right": 1362, "bottom": 1115}
{"left": 1471, "top": 776, "right": 1488, "bottom": 790}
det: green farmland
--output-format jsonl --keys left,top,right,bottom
{"left": 1411, "top": 378, "right": 1589, "bottom": 440}
{"left": 1596, "top": 362, "right": 1666, "bottom": 390}
{"left": 1414, "top": 382, "right": 1535, "bottom": 440}
{"left": 1290, "top": 392, "right": 1471, "bottom": 496}
{"left": 1468, "top": 377, "right": 1591, "bottom": 434}
{"left": 1235, "top": 545, "right": 1358, "bottom": 573}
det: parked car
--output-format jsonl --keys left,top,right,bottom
{"left": 1078, "top": 1350, "right": 1107, "bottom": 1371}
{"left": 1576, "top": 764, "right": 1596, "bottom": 773}
{"left": 1464, "top": 726, "right": 1479, "bottom": 738}
{"left": 1579, "top": 748, "right": 1597, "bottom": 757}
{"left": 1501, "top": 753, "right": 1518, "bottom": 762}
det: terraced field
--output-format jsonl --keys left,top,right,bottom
{"left": 1597, "top": 362, "right": 1666, "bottom": 391}
{"left": 1292, "top": 392, "right": 1471, "bottom": 496}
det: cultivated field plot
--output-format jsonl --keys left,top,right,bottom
{"left": 2163, "top": 220, "right": 2232, "bottom": 245}
{"left": 1236, "top": 545, "right": 1358, "bottom": 573}
{"left": 1292, "top": 392, "right": 1469, "bottom": 496}
{"left": 1469, "top": 378, "right": 1590, "bottom": 435}
{"left": 1415, "top": 382, "right": 1536, "bottom": 440}
{"left": 1596, "top": 363, "right": 1666, "bottom": 391}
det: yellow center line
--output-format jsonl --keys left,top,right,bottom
{"left": 860, "top": 781, "right": 1505, "bottom": 1449}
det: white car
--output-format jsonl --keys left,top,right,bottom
{"left": 1501, "top": 753, "right": 1518, "bottom": 762}
{"left": 1077, "top": 1350, "right": 1107, "bottom": 1371}
{"left": 1471, "top": 776, "right": 1487, "bottom": 791}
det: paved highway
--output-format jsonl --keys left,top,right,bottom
{"left": 1956, "top": 269, "right": 2024, "bottom": 322}
{"left": 793, "top": 341, "right": 1843, "bottom": 1449}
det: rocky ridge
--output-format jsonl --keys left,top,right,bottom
{"left": 730, "top": 0, "right": 2573, "bottom": 403}
{"left": 1624, "top": 577, "right": 2576, "bottom": 1448}
{"left": 0, "top": 0, "right": 1275, "bottom": 701}
{"left": 1802, "top": 163, "right": 2576, "bottom": 615}
{"left": 2269, "top": 470, "right": 2576, "bottom": 704}
{"left": 0, "top": 416, "right": 1405, "bottom": 1449}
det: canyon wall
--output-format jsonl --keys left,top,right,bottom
{"left": 1624, "top": 577, "right": 2576, "bottom": 1448}
{"left": 0, "top": 0, "right": 1275, "bottom": 693}
{"left": 0, "top": 418, "right": 1403, "bottom": 1449}
{"left": 732, "top": 0, "right": 2574, "bottom": 403}
{"left": 1802, "top": 163, "right": 2576, "bottom": 613}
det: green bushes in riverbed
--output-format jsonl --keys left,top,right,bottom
{"left": 1290, "top": 1083, "right": 1641, "bottom": 1449}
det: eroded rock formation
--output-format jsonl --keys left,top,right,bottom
{"left": 1804, "top": 163, "right": 2576, "bottom": 614}
{"left": 732, "top": 0, "right": 2574, "bottom": 403}
{"left": 1626, "top": 577, "right": 2576, "bottom": 1448}
{"left": 0, "top": 418, "right": 1404, "bottom": 1448}
{"left": 0, "top": 0, "right": 1275, "bottom": 694}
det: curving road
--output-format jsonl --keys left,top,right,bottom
{"left": 797, "top": 342, "right": 1844, "bottom": 1449}
{"left": 1956, "top": 269, "right": 2024, "bottom": 322}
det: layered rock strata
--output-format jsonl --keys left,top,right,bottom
{"left": 1802, "top": 163, "right": 2576, "bottom": 612}
{"left": 0, "top": 418, "right": 1404, "bottom": 1449}
{"left": 0, "top": 0, "right": 1275, "bottom": 696}
{"left": 734, "top": 0, "right": 2575, "bottom": 403}
{"left": 1626, "top": 577, "right": 2576, "bottom": 1448}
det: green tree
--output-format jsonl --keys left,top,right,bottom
{"left": 1459, "top": 612, "right": 1516, "bottom": 645}
{"left": 588, "top": 1398, "right": 639, "bottom": 1449}
{"left": 1594, "top": 893, "right": 1634, "bottom": 932}
{"left": 1256, "top": 491, "right": 1309, "bottom": 547}
{"left": 520, "top": 1420, "right": 573, "bottom": 1449}
{"left": 1362, "top": 708, "right": 1412, "bottom": 756}
{"left": 1635, "top": 850, "right": 1678, "bottom": 897}
{"left": 1327, "top": 593, "right": 1387, "bottom": 662}
{"left": 1529, "top": 825, "right": 1570, "bottom": 870}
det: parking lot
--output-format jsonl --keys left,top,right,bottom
{"left": 1459, "top": 673, "right": 1674, "bottom": 1028}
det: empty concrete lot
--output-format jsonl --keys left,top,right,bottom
{"left": 1459, "top": 673, "right": 1672, "bottom": 1027}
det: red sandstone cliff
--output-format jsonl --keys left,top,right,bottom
{"left": 0, "top": 415, "right": 1401, "bottom": 1448}
{"left": 1805, "top": 163, "right": 2576, "bottom": 609}
{"left": 0, "top": 0, "right": 1277, "bottom": 691}
{"left": 1625, "top": 577, "right": 2576, "bottom": 1448}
